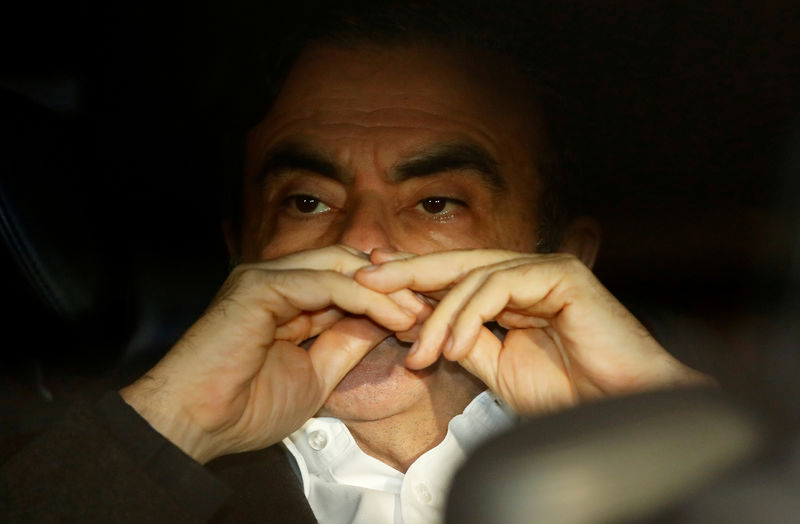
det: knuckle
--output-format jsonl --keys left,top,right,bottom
{"left": 236, "top": 266, "right": 270, "bottom": 288}
{"left": 322, "top": 245, "right": 366, "bottom": 273}
{"left": 228, "top": 261, "right": 254, "bottom": 277}
{"left": 484, "top": 268, "right": 508, "bottom": 287}
{"left": 318, "top": 268, "right": 344, "bottom": 281}
{"left": 338, "top": 336, "right": 363, "bottom": 359}
{"left": 321, "top": 244, "right": 345, "bottom": 261}
{"left": 561, "top": 253, "right": 587, "bottom": 273}
{"left": 461, "top": 264, "right": 490, "bottom": 285}
{"left": 216, "top": 264, "right": 260, "bottom": 297}
{"left": 544, "top": 252, "right": 581, "bottom": 273}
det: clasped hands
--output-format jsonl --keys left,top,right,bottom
{"left": 121, "top": 245, "right": 712, "bottom": 464}
{"left": 358, "top": 247, "right": 711, "bottom": 411}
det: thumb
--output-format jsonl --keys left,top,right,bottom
{"left": 458, "top": 327, "right": 578, "bottom": 415}
{"left": 308, "top": 317, "right": 391, "bottom": 393}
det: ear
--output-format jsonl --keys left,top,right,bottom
{"left": 557, "top": 216, "right": 602, "bottom": 269}
{"left": 222, "top": 219, "right": 241, "bottom": 265}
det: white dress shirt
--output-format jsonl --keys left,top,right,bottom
{"left": 283, "top": 390, "right": 516, "bottom": 524}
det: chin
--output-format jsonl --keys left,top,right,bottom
{"left": 317, "top": 337, "right": 437, "bottom": 422}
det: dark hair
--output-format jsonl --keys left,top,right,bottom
{"left": 217, "top": 1, "right": 582, "bottom": 253}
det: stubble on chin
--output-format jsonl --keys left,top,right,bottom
{"left": 316, "top": 335, "right": 438, "bottom": 421}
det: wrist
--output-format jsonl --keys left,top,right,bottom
{"left": 120, "top": 377, "right": 221, "bottom": 464}
{"left": 652, "top": 355, "right": 720, "bottom": 391}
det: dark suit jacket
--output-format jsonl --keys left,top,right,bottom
{"left": 1, "top": 393, "right": 317, "bottom": 523}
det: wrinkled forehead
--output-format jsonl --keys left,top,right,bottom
{"left": 250, "top": 42, "right": 549, "bottom": 163}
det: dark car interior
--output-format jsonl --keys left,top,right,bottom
{"left": 2, "top": 0, "right": 799, "bottom": 521}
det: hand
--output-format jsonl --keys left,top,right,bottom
{"left": 356, "top": 249, "right": 715, "bottom": 415}
{"left": 120, "top": 245, "right": 424, "bottom": 463}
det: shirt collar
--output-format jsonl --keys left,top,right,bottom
{"left": 284, "top": 390, "right": 517, "bottom": 492}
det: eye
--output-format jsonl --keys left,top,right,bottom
{"left": 286, "top": 194, "right": 331, "bottom": 214}
{"left": 416, "top": 197, "right": 463, "bottom": 215}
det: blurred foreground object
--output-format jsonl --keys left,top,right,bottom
{"left": 446, "top": 389, "right": 765, "bottom": 524}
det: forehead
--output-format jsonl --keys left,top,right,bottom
{"left": 248, "top": 42, "right": 547, "bottom": 171}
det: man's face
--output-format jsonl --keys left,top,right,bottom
{"left": 240, "top": 42, "right": 547, "bottom": 423}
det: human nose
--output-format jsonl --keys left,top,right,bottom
{"left": 337, "top": 195, "right": 393, "bottom": 254}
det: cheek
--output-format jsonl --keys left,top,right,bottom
{"left": 485, "top": 192, "right": 541, "bottom": 252}
{"left": 385, "top": 212, "right": 483, "bottom": 254}
{"left": 239, "top": 204, "right": 333, "bottom": 262}
{"left": 255, "top": 224, "right": 343, "bottom": 261}
{"left": 261, "top": 238, "right": 334, "bottom": 261}
{"left": 472, "top": 207, "right": 540, "bottom": 252}
{"left": 392, "top": 211, "right": 538, "bottom": 254}
{"left": 239, "top": 197, "right": 270, "bottom": 261}
{"left": 492, "top": 223, "right": 539, "bottom": 252}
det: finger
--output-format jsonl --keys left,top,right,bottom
{"left": 387, "top": 289, "right": 433, "bottom": 317}
{"left": 369, "top": 248, "right": 416, "bottom": 264}
{"left": 446, "top": 262, "right": 565, "bottom": 361}
{"left": 308, "top": 317, "right": 391, "bottom": 393}
{"left": 273, "top": 314, "right": 311, "bottom": 344}
{"left": 355, "top": 249, "right": 524, "bottom": 293}
{"left": 409, "top": 258, "right": 537, "bottom": 367}
{"left": 394, "top": 299, "right": 435, "bottom": 343}
{"left": 266, "top": 247, "right": 435, "bottom": 318}
{"left": 395, "top": 324, "right": 422, "bottom": 343}
{"left": 459, "top": 327, "right": 578, "bottom": 415}
{"left": 259, "top": 245, "right": 370, "bottom": 275}
{"left": 338, "top": 245, "right": 371, "bottom": 259}
{"left": 405, "top": 266, "right": 497, "bottom": 369}
{"left": 452, "top": 326, "right": 502, "bottom": 383}
{"left": 274, "top": 307, "right": 343, "bottom": 343}
{"left": 495, "top": 310, "right": 551, "bottom": 330}
{"left": 263, "top": 269, "right": 416, "bottom": 332}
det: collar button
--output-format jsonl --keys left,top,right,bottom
{"left": 414, "top": 482, "right": 433, "bottom": 504}
{"left": 308, "top": 429, "right": 329, "bottom": 451}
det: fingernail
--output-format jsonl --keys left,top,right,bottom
{"left": 408, "top": 340, "right": 420, "bottom": 355}
{"left": 442, "top": 335, "right": 454, "bottom": 356}
{"left": 360, "top": 264, "right": 379, "bottom": 272}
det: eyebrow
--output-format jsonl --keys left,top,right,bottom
{"left": 257, "top": 141, "right": 342, "bottom": 185}
{"left": 394, "top": 142, "right": 506, "bottom": 191}
{"left": 257, "top": 139, "right": 506, "bottom": 191}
